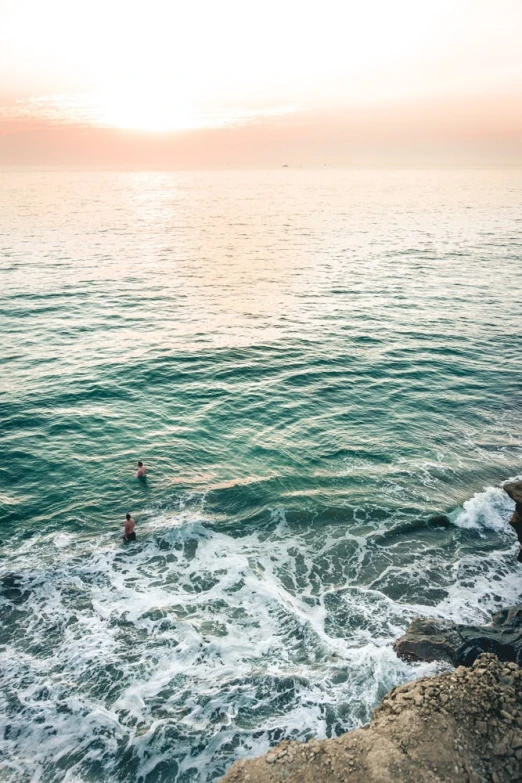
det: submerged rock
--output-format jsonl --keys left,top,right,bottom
{"left": 504, "top": 480, "right": 522, "bottom": 562}
{"left": 221, "top": 653, "right": 522, "bottom": 783}
{"left": 394, "top": 604, "right": 522, "bottom": 666}
{"left": 426, "top": 514, "right": 451, "bottom": 527}
{"left": 0, "top": 572, "right": 32, "bottom": 604}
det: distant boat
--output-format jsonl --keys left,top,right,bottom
{"left": 282, "top": 164, "right": 289, "bottom": 167}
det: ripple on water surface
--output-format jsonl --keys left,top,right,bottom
{"left": 0, "top": 168, "right": 521, "bottom": 781}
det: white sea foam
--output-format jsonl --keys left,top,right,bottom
{"left": 1, "top": 487, "right": 521, "bottom": 782}
{"left": 0, "top": 511, "right": 421, "bottom": 781}
{"left": 454, "top": 481, "right": 516, "bottom": 531}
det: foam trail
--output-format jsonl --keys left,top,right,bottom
{"left": 0, "top": 508, "right": 436, "bottom": 782}
{"left": 1, "top": 485, "right": 522, "bottom": 782}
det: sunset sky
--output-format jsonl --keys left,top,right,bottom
{"left": 1, "top": 0, "right": 522, "bottom": 164}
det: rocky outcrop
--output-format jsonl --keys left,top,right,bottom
{"left": 221, "top": 482, "right": 522, "bottom": 782}
{"left": 221, "top": 654, "right": 522, "bottom": 783}
{"left": 394, "top": 605, "right": 522, "bottom": 667}
{"left": 504, "top": 480, "right": 522, "bottom": 563}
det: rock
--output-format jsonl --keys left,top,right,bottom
{"left": 427, "top": 514, "right": 451, "bottom": 527}
{"left": 504, "top": 481, "right": 522, "bottom": 505}
{"left": 394, "top": 604, "right": 522, "bottom": 667}
{"left": 220, "top": 654, "right": 522, "bottom": 783}
{"left": 503, "top": 481, "right": 522, "bottom": 562}
{"left": 393, "top": 617, "right": 464, "bottom": 664}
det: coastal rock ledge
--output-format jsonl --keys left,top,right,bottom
{"left": 221, "top": 654, "right": 522, "bottom": 783}
{"left": 394, "top": 605, "right": 522, "bottom": 667}
{"left": 504, "top": 480, "right": 522, "bottom": 562}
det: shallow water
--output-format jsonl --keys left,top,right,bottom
{"left": 1, "top": 167, "right": 521, "bottom": 781}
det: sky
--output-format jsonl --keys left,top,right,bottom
{"left": 1, "top": 0, "right": 522, "bottom": 164}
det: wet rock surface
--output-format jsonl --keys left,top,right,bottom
{"left": 426, "top": 514, "right": 451, "bottom": 528}
{"left": 504, "top": 480, "right": 522, "bottom": 562}
{"left": 393, "top": 605, "right": 522, "bottom": 667}
{"left": 221, "top": 653, "right": 522, "bottom": 783}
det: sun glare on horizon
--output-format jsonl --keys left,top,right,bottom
{"left": 7, "top": 89, "right": 300, "bottom": 134}
{"left": 1, "top": 0, "right": 522, "bottom": 161}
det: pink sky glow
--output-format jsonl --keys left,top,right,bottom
{"left": 1, "top": 0, "right": 522, "bottom": 165}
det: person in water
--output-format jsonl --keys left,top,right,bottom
{"left": 136, "top": 461, "right": 147, "bottom": 478}
{"left": 123, "top": 513, "right": 136, "bottom": 542}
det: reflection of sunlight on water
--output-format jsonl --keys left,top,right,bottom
{"left": 1, "top": 167, "right": 522, "bottom": 781}
{"left": 3, "top": 168, "right": 522, "bottom": 355}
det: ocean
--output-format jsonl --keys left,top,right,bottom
{"left": 1, "top": 167, "right": 521, "bottom": 782}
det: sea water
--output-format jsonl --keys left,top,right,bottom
{"left": 0, "top": 167, "right": 521, "bottom": 782}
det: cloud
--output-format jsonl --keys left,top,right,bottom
{"left": 0, "top": 93, "right": 301, "bottom": 133}
{"left": 1, "top": 93, "right": 521, "bottom": 166}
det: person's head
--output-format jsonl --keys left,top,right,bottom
{"left": 126, "top": 513, "right": 131, "bottom": 521}
{"left": 138, "top": 461, "right": 143, "bottom": 467}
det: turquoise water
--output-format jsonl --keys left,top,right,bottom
{"left": 1, "top": 167, "right": 521, "bottom": 782}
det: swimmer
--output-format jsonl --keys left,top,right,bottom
{"left": 123, "top": 513, "right": 136, "bottom": 543}
{"left": 136, "top": 461, "right": 147, "bottom": 478}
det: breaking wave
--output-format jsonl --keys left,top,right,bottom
{"left": 1, "top": 482, "right": 520, "bottom": 782}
